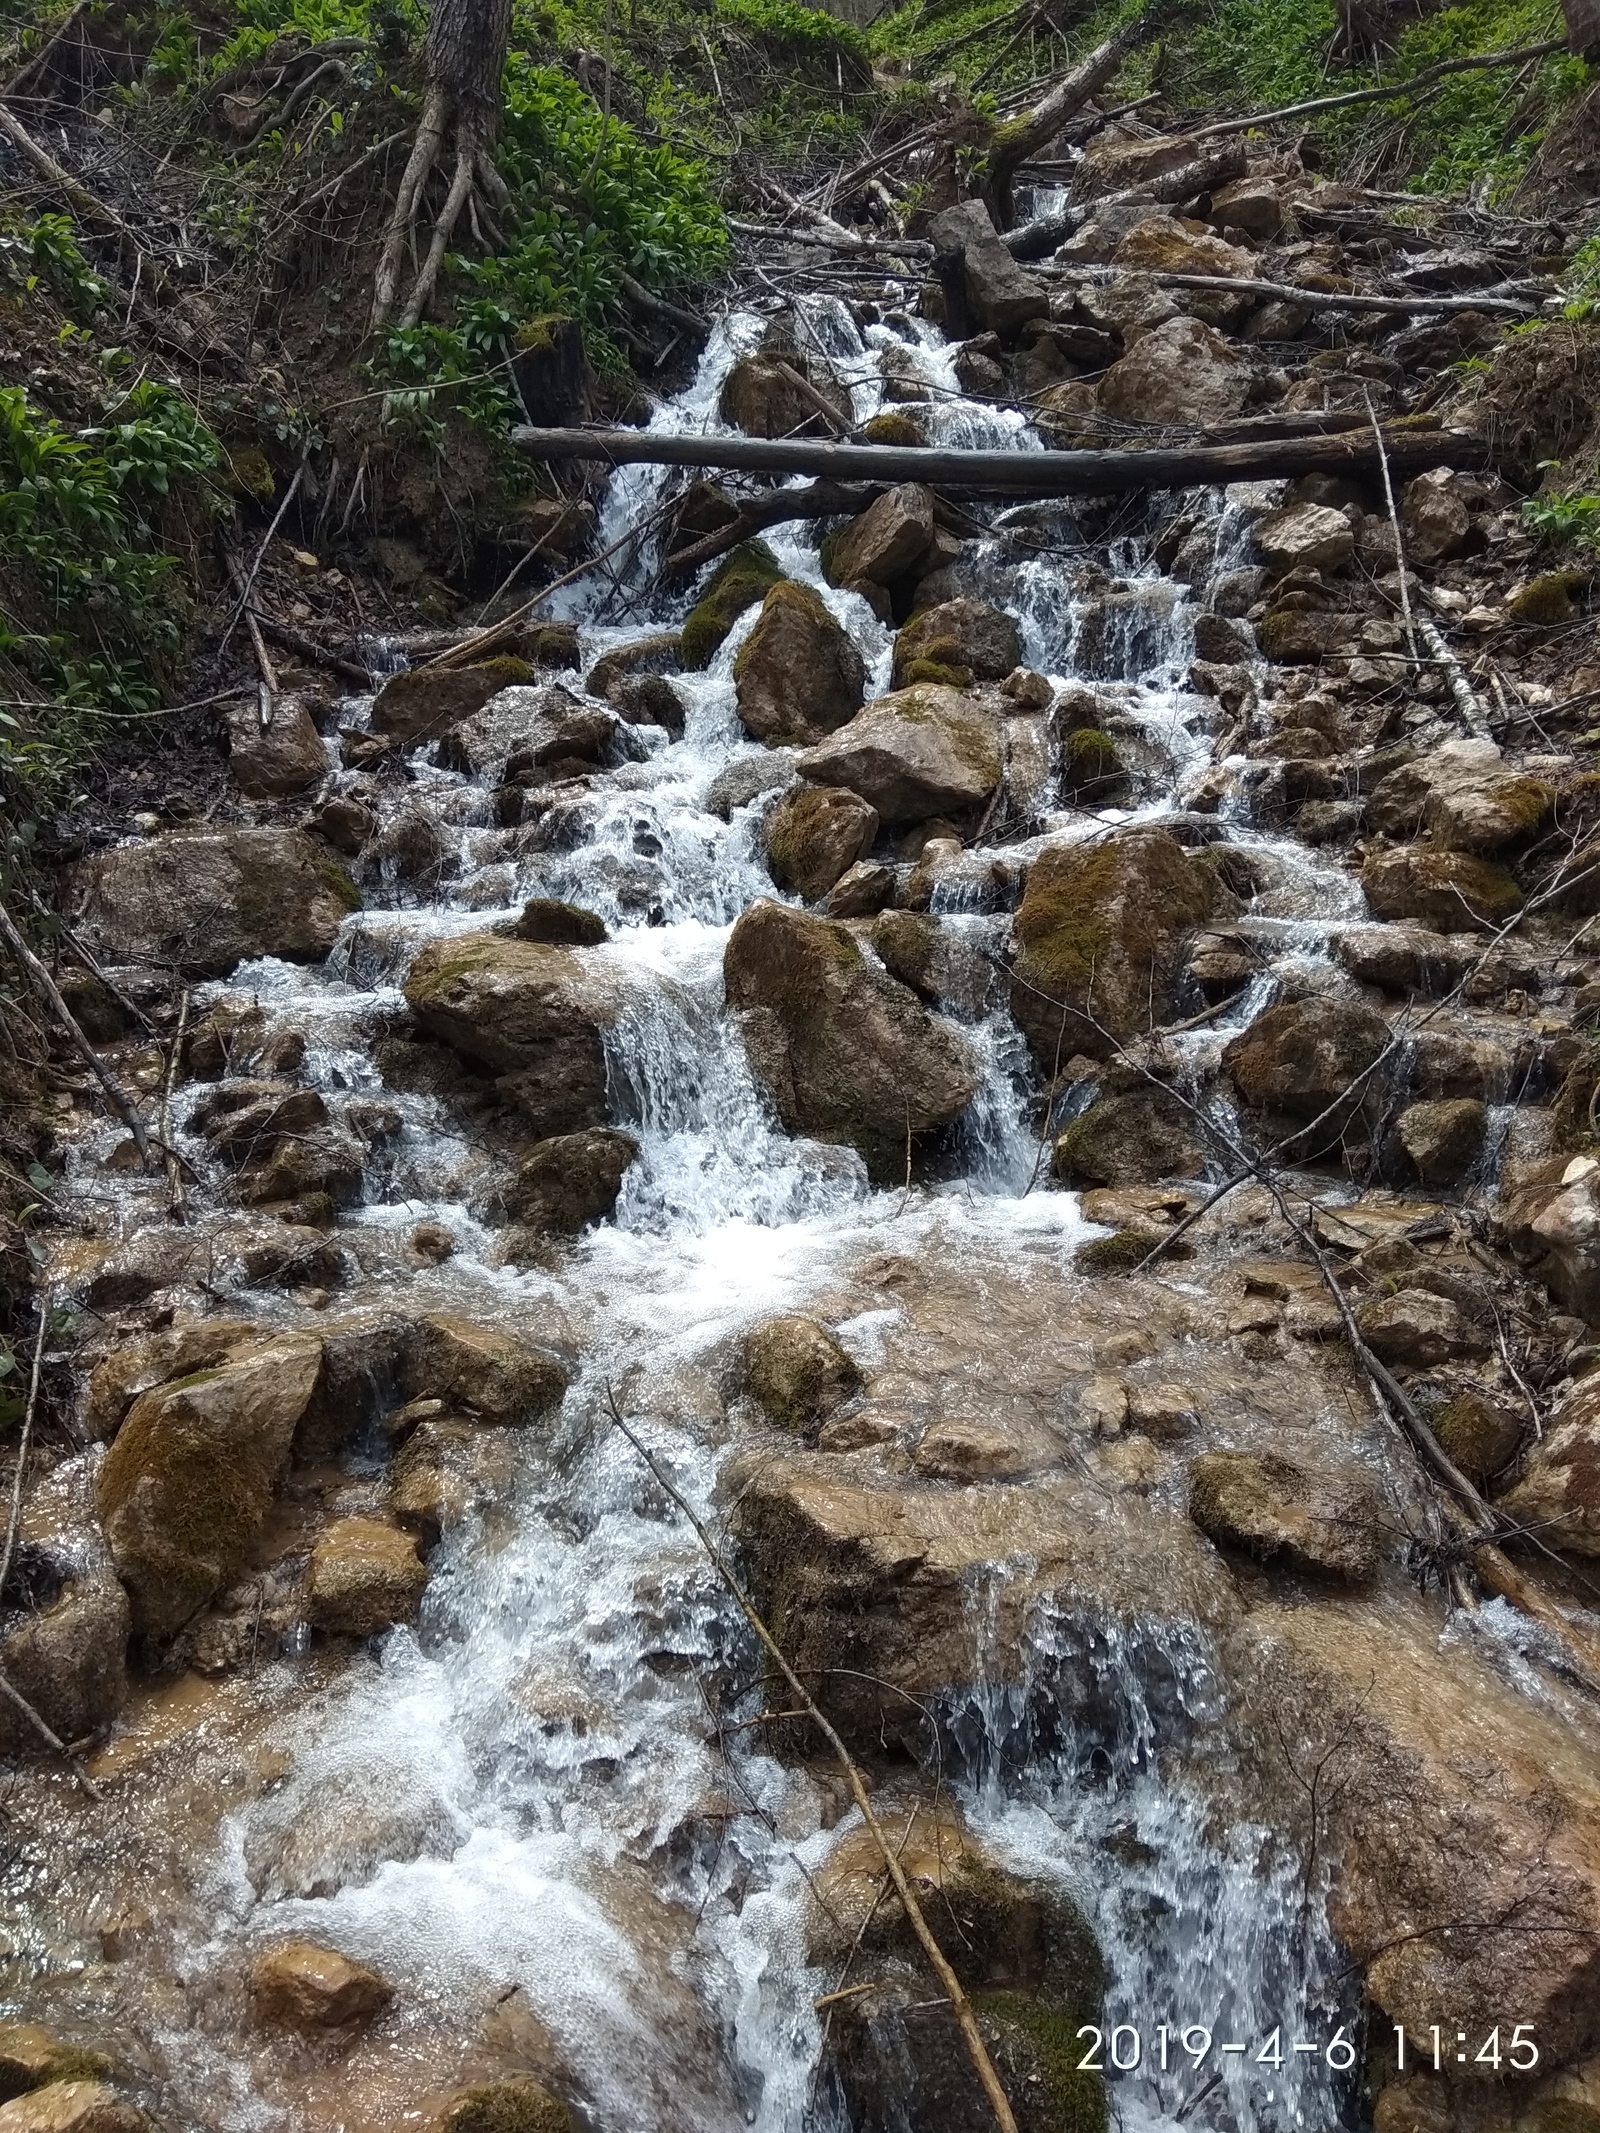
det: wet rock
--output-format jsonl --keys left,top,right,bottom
{"left": 717, "top": 350, "right": 851, "bottom": 439}
{"left": 822, "top": 483, "right": 936, "bottom": 592}
{"left": 1054, "top": 1089, "right": 1204, "bottom": 1187}
{"left": 192, "top": 1080, "right": 329, "bottom": 1161}
{"left": 724, "top": 900, "right": 982, "bottom": 1180}
{"left": 890, "top": 597, "right": 1021, "bottom": 690}
{"left": 0, "top": 2083, "right": 149, "bottom": 2133}
{"left": 1361, "top": 848, "right": 1524, "bottom": 931}
{"left": 1431, "top": 1387, "right": 1522, "bottom": 1481}
{"left": 586, "top": 630, "right": 681, "bottom": 703}
{"left": 65, "top": 829, "right": 360, "bottom": 979}
{"left": 403, "top": 1313, "right": 569, "bottom": 1426}
{"left": 500, "top": 898, "right": 608, "bottom": 947}
{"left": 1009, "top": 830, "right": 1215, "bottom": 1066}
{"left": 1498, "top": 1374, "right": 1600, "bottom": 1554}
{"left": 306, "top": 1517, "right": 429, "bottom": 1638}
{"left": 744, "top": 1315, "right": 861, "bottom": 1439}
{"left": 764, "top": 784, "right": 879, "bottom": 902}
{"left": 1364, "top": 738, "right": 1553, "bottom": 854}
{"left": 248, "top": 1940, "right": 393, "bottom": 2030}
{"left": 1401, "top": 469, "right": 1472, "bottom": 564}
{"left": 1223, "top": 996, "right": 1390, "bottom": 1145}
{"left": 1060, "top": 727, "right": 1128, "bottom": 802}
{"left": 1097, "top": 316, "right": 1249, "bottom": 428}
{"left": 1410, "top": 1030, "right": 1510, "bottom": 1102}
{"left": 371, "top": 660, "right": 530, "bottom": 746}
{"left": 1335, "top": 925, "right": 1475, "bottom": 996}
{"left": 1188, "top": 1448, "right": 1380, "bottom": 1580}
{"left": 226, "top": 696, "right": 328, "bottom": 798}
{"left": 309, "top": 794, "right": 377, "bottom": 857}
{"left": 0, "top": 1464, "right": 129, "bottom": 1758}
{"left": 866, "top": 910, "right": 992, "bottom": 1018}
{"left": 680, "top": 541, "right": 785, "bottom": 669}
{"left": 85, "top": 1321, "right": 260, "bottom": 1441}
{"left": 403, "top": 931, "right": 614, "bottom": 1137}
{"left": 1396, "top": 1098, "right": 1486, "bottom": 1186}
{"left": 1112, "top": 216, "right": 1256, "bottom": 278}
{"left": 1191, "top": 611, "right": 1252, "bottom": 664}
{"left": 928, "top": 199, "right": 1049, "bottom": 335}
{"left": 1257, "top": 607, "right": 1357, "bottom": 663}
{"left": 1357, "top": 1287, "right": 1487, "bottom": 1368}
{"left": 821, "top": 860, "right": 897, "bottom": 918}
{"left": 610, "top": 672, "right": 685, "bottom": 734}
{"left": 733, "top": 581, "right": 866, "bottom": 746}
{"left": 411, "top": 1221, "right": 455, "bottom": 1264}
{"left": 0, "top": 2027, "right": 109, "bottom": 2103}
{"left": 390, "top": 1419, "right": 516, "bottom": 1547}
{"left": 704, "top": 751, "right": 797, "bottom": 821}
{"left": 1253, "top": 503, "right": 1355, "bottom": 577}
{"left": 1504, "top": 1156, "right": 1600, "bottom": 1321}
{"left": 364, "top": 804, "right": 455, "bottom": 893}
{"left": 506, "top": 1129, "right": 638, "bottom": 1233}
{"left": 796, "top": 684, "right": 999, "bottom": 827}
{"left": 427, "top": 2080, "right": 573, "bottom": 2133}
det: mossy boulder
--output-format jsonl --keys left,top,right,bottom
{"left": 0, "top": 2024, "right": 110, "bottom": 2103}
{"left": 1187, "top": 1448, "right": 1381, "bottom": 1580}
{"left": 371, "top": 660, "right": 532, "bottom": 746}
{"left": 65, "top": 829, "right": 360, "bottom": 980}
{"left": 859, "top": 409, "right": 927, "bottom": 446}
{"left": 95, "top": 1333, "right": 324, "bottom": 1638}
{"left": 763, "top": 784, "right": 879, "bottom": 901}
{"left": 1223, "top": 996, "right": 1391, "bottom": 1145}
{"left": 1432, "top": 1388, "right": 1522, "bottom": 1481}
{"left": 428, "top": 2080, "right": 574, "bottom": 2133}
{"left": 733, "top": 579, "right": 866, "bottom": 746}
{"left": 717, "top": 349, "right": 851, "bottom": 439}
{"left": 402, "top": 931, "right": 613, "bottom": 1137}
{"left": 1054, "top": 1090, "right": 1203, "bottom": 1187}
{"left": 1506, "top": 571, "right": 1589, "bottom": 624}
{"left": 890, "top": 598, "right": 1020, "bottom": 691}
{"left": 1009, "top": 831, "right": 1215, "bottom": 1067}
{"left": 506, "top": 1128, "right": 638, "bottom": 1233}
{"left": 499, "top": 898, "right": 609, "bottom": 948}
{"left": 681, "top": 541, "right": 785, "bottom": 669}
{"left": 1361, "top": 849, "right": 1524, "bottom": 932}
{"left": 1061, "top": 728, "right": 1128, "bottom": 803}
{"left": 744, "top": 1315, "right": 862, "bottom": 1436}
{"left": 1365, "top": 738, "right": 1553, "bottom": 855}
{"left": 724, "top": 900, "right": 983, "bottom": 1180}
{"left": 1075, "top": 1228, "right": 1164, "bottom": 1274}
{"left": 306, "top": 1517, "right": 428, "bottom": 1639}
{"left": 796, "top": 683, "right": 1000, "bottom": 826}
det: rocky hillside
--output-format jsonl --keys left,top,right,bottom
{"left": 5, "top": 2, "right": 1600, "bottom": 2132}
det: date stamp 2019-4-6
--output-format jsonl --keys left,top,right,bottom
{"left": 1071, "top": 2024, "right": 1540, "bottom": 2079}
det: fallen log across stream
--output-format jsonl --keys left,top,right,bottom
{"left": 511, "top": 422, "right": 1492, "bottom": 495}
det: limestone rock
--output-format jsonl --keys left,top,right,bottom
{"left": 506, "top": 1129, "right": 638, "bottom": 1233}
{"left": 0, "top": 2084, "right": 147, "bottom": 2133}
{"left": 1258, "top": 607, "right": 1357, "bottom": 662}
{"left": 733, "top": 581, "right": 865, "bottom": 746}
{"left": 65, "top": 830, "right": 360, "bottom": 979}
{"left": 927, "top": 199, "right": 1049, "bottom": 335}
{"left": 1009, "top": 830, "right": 1215, "bottom": 1066}
{"left": 500, "top": 898, "right": 608, "bottom": 947}
{"left": 1356, "top": 1287, "right": 1487, "bottom": 1368}
{"left": 795, "top": 684, "right": 999, "bottom": 826}
{"left": 1401, "top": 469, "right": 1472, "bottom": 564}
{"left": 0, "top": 2027, "right": 109, "bottom": 2103}
{"left": 866, "top": 910, "right": 992, "bottom": 1018}
{"left": 1504, "top": 1156, "right": 1600, "bottom": 1322}
{"left": 764, "top": 785, "right": 879, "bottom": 902}
{"left": 745, "top": 1315, "right": 862, "bottom": 1435}
{"left": 0, "top": 1521, "right": 128, "bottom": 1758}
{"left": 821, "top": 860, "right": 897, "bottom": 919}
{"left": 1253, "top": 503, "right": 1356, "bottom": 577}
{"left": 1209, "top": 176, "right": 1284, "bottom": 239}
{"left": 95, "top": 1333, "right": 324, "bottom": 1638}
{"left": 1364, "top": 738, "right": 1553, "bottom": 854}
{"left": 403, "top": 931, "right": 615, "bottom": 1137}
{"left": 1396, "top": 1098, "right": 1486, "bottom": 1186}
{"left": 226, "top": 696, "right": 328, "bottom": 798}
{"left": 427, "top": 2080, "right": 573, "bottom": 2133}
{"left": 1097, "top": 316, "right": 1249, "bottom": 428}
{"left": 1223, "top": 996, "right": 1390, "bottom": 1137}
{"left": 717, "top": 350, "right": 851, "bottom": 439}
{"left": 1498, "top": 1374, "right": 1600, "bottom": 1554}
{"left": 1053, "top": 1089, "right": 1204, "bottom": 1187}
{"left": 249, "top": 1939, "right": 393, "bottom": 2030}
{"left": 85, "top": 1321, "right": 261, "bottom": 1442}
{"left": 1361, "top": 848, "right": 1524, "bottom": 931}
{"left": 402, "top": 1314, "right": 570, "bottom": 1426}
{"left": 724, "top": 900, "right": 982, "bottom": 1179}
{"left": 371, "top": 661, "right": 530, "bottom": 746}
{"left": 822, "top": 484, "right": 936, "bottom": 592}
{"left": 1188, "top": 1448, "right": 1380, "bottom": 1580}
{"left": 1335, "top": 925, "right": 1475, "bottom": 996}
{"left": 681, "top": 541, "right": 785, "bottom": 669}
{"left": 1112, "top": 216, "right": 1256, "bottom": 278}
{"left": 890, "top": 597, "right": 1022, "bottom": 690}
{"left": 306, "top": 1517, "right": 428, "bottom": 1638}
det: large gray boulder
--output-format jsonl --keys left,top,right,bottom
{"left": 796, "top": 684, "right": 1000, "bottom": 826}
{"left": 724, "top": 901, "right": 982, "bottom": 1179}
{"left": 733, "top": 580, "right": 865, "bottom": 746}
{"left": 1364, "top": 738, "right": 1553, "bottom": 854}
{"left": 1097, "top": 315, "right": 1249, "bottom": 428}
{"left": 65, "top": 829, "right": 360, "bottom": 978}
{"left": 928, "top": 199, "right": 1049, "bottom": 336}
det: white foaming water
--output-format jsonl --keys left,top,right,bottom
{"left": 95, "top": 298, "right": 1375, "bottom": 2131}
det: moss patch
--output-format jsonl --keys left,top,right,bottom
{"left": 1076, "top": 1228, "right": 1165, "bottom": 1274}
{"left": 435, "top": 2081, "right": 573, "bottom": 2133}
{"left": 681, "top": 540, "right": 785, "bottom": 668}
{"left": 1062, "top": 728, "right": 1127, "bottom": 799}
{"left": 901, "top": 655, "right": 972, "bottom": 687}
{"left": 975, "top": 1992, "right": 1110, "bottom": 2133}
{"left": 860, "top": 410, "right": 926, "bottom": 446}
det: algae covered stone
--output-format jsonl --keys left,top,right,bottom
{"left": 890, "top": 598, "right": 1021, "bottom": 691}
{"left": 1189, "top": 1448, "right": 1379, "bottom": 1580}
{"left": 745, "top": 1315, "right": 862, "bottom": 1435}
{"left": 428, "top": 2080, "right": 574, "bottom": 2133}
{"left": 734, "top": 579, "right": 866, "bottom": 746}
{"left": 681, "top": 541, "right": 785, "bottom": 669}
{"left": 763, "top": 785, "right": 878, "bottom": 901}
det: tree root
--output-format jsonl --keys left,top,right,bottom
{"left": 370, "top": 90, "right": 502, "bottom": 331}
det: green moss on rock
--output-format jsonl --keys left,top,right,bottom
{"left": 901, "top": 654, "right": 971, "bottom": 687}
{"left": 860, "top": 410, "right": 926, "bottom": 446}
{"left": 681, "top": 540, "right": 785, "bottom": 669}
{"left": 1062, "top": 727, "right": 1127, "bottom": 800}
{"left": 975, "top": 1993, "right": 1110, "bottom": 2133}
{"left": 432, "top": 2080, "right": 573, "bottom": 2133}
{"left": 1076, "top": 1228, "right": 1164, "bottom": 1274}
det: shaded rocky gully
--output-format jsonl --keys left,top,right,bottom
{"left": 10, "top": 285, "right": 1600, "bottom": 2133}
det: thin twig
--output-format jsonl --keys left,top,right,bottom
{"left": 0, "top": 896, "right": 153, "bottom": 1168}
{"left": 218, "top": 454, "right": 308, "bottom": 666}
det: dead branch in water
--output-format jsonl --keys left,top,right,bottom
{"left": 602, "top": 1385, "right": 1020, "bottom": 2133}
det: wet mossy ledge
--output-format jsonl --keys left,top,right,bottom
{"left": 680, "top": 540, "right": 785, "bottom": 668}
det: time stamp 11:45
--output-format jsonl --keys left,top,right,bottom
{"left": 1071, "top": 2025, "right": 1541, "bottom": 2077}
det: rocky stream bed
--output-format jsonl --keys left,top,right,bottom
{"left": 4, "top": 133, "right": 1600, "bottom": 2133}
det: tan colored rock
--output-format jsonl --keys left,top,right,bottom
{"left": 64, "top": 829, "right": 360, "bottom": 979}
{"left": 724, "top": 900, "right": 982, "bottom": 1180}
{"left": 1432, "top": 1387, "right": 1522, "bottom": 1481}
{"left": 226, "top": 696, "right": 328, "bottom": 798}
{"left": 823, "top": 484, "right": 936, "bottom": 591}
{"left": 84, "top": 1320, "right": 261, "bottom": 1442}
{"left": 1335, "top": 924, "right": 1475, "bottom": 996}
{"left": 1361, "top": 847, "right": 1524, "bottom": 932}
{"left": 1188, "top": 1448, "right": 1380, "bottom": 1580}
{"left": 1504, "top": 1156, "right": 1600, "bottom": 1322}
{"left": 763, "top": 785, "right": 878, "bottom": 901}
{"left": 1253, "top": 502, "right": 1356, "bottom": 576}
{"left": 745, "top": 1315, "right": 862, "bottom": 1435}
{"left": 390, "top": 1419, "right": 515, "bottom": 1547}
{"left": 732, "top": 580, "right": 866, "bottom": 747}
{"left": 1499, "top": 1373, "right": 1600, "bottom": 1554}
{"left": 248, "top": 1939, "right": 393, "bottom": 2029}
{"left": 1223, "top": 996, "right": 1390, "bottom": 1125}
{"left": 1396, "top": 1098, "right": 1486, "bottom": 1186}
{"left": 0, "top": 2026, "right": 108, "bottom": 2103}
{"left": 1209, "top": 176, "right": 1284, "bottom": 239}
{"left": 306, "top": 1518, "right": 428, "bottom": 1638}
{"left": 1401, "top": 468, "right": 1472, "bottom": 564}
{"left": 95, "top": 1333, "right": 324, "bottom": 1637}
{"left": 403, "top": 1313, "right": 569, "bottom": 1426}
{"left": 890, "top": 598, "right": 1021, "bottom": 690}
{"left": 1356, "top": 1287, "right": 1487, "bottom": 1368}
{"left": 371, "top": 661, "right": 529, "bottom": 745}
{"left": 1365, "top": 738, "right": 1553, "bottom": 854}
{"left": 795, "top": 684, "right": 1000, "bottom": 826}
{"left": 1098, "top": 316, "right": 1249, "bottom": 428}
{"left": 0, "top": 2085, "right": 147, "bottom": 2133}
{"left": 1258, "top": 607, "right": 1357, "bottom": 662}
{"left": 1112, "top": 215, "right": 1257, "bottom": 278}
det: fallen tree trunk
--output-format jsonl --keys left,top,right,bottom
{"left": 1045, "top": 264, "right": 1546, "bottom": 317}
{"left": 662, "top": 480, "right": 885, "bottom": 578}
{"left": 512, "top": 422, "right": 1491, "bottom": 495}
{"left": 1178, "top": 36, "right": 1566, "bottom": 143}
{"left": 984, "top": 8, "right": 1162, "bottom": 223}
